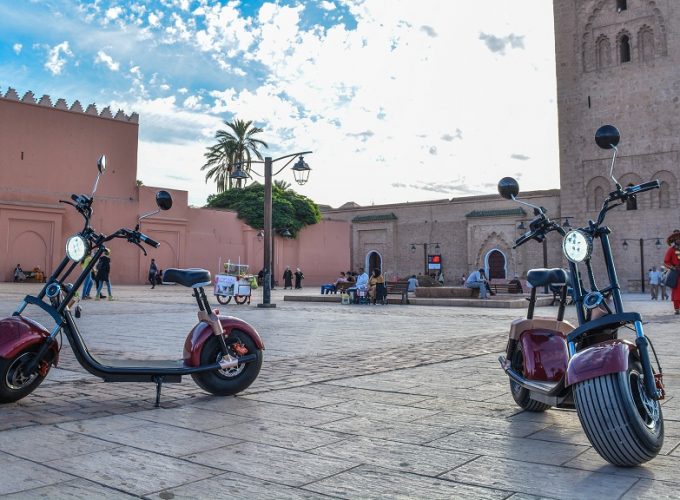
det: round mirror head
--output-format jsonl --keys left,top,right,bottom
{"left": 498, "top": 177, "right": 520, "bottom": 200}
{"left": 595, "top": 125, "right": 620, "bottom": 149}
{"left": 155, "top": 190, "right": 173, "bottom": 211}
{"left": 97, "top": 155, "right": 107, "bottom": 173}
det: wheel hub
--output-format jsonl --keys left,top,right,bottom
{"left": 631, "top": 371, "right": 660, "bottom": 426}
{"left": 6, "top": 353, "right": 40, "bottom": 390}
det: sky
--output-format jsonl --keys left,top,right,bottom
{"left": 0, "top": 0, "right": 559, "bottom": 208}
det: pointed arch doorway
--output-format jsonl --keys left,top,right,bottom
{"left": 365, "top": 251, "right": 382, "bottom": 274}
{"left": 486, "top": 249, "right": 507, "bottom": 279}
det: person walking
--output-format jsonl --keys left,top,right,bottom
{"left": 660, "top": 264, "right": 669, "bottom": 300}
{"left": 81, "top": 252, "right": 94, "bottom": 299}
{"left": 95, "top": 250, "right": 113, "bottom": 301}
{"left": 437, "top": 270, "right": 445, "bottom": 285}
{"left": 663, "top": 230, "right": 680, "bottom": 314}
{"left": 148, "top": 258, "right": 158, "bottom": 289}
{"left": 283, "top": 266, "right": 293, "bottom": 289}
{"left": 294, "top": 267, "right": 304, "bottom": 289}
{"left": 649, "top": 266, "right": 661, "bottom": 300}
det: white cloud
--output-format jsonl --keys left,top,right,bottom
{"left": 148, "top": 12, "right": 162, "bottom": 27}
{"left": 94, "top": 50, "right": 120, "bottom": 71}
{"left": 320, "top": 1, "right": 337, "bottom": 11}
{"left": 183, "top": 95, "right": 202, "bottom": 109}
{"left": 44, "top": 41, "right": 73, "bottom": 75}
{"left": 13, "top": 43, "right": 22, "bottom": 55}
{"left": 106, "top": 6, "right": 123, "bottom": 21}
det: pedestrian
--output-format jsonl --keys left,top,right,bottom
{"left": 368, "top": 268, "right": 386, "bottom": 304}
{"left": 156, "top": 269, "right": 163, "bottom": 285}
{"left": 437, "top": 270, "right": 445, "bottom": 285}
{"left": 283, "top": 266, "right": 293, "bottom": 289}
{"left": 663, "top": 230, "right": 680, "bottom": 314}
{"left": 660, "top": 264, "right": 669, "bottom": 300}
{"left": 148, "top": 258, "right": 158, "bottom": 289}
{"left": 95, "top": 249, "right": 114, "bottom": 301}
{"left": 294, "top": 267, "right": 304, "bottom": 289}
{"left": 13, "top": 264, "right": 24, "bottom": 282}
{"left": 81, "top": 251, "right": 94, "bottom": 299}
{"left": 648, "top": 266, "right": 660, "bottom": 300}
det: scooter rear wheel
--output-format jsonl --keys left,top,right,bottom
{"left": 509, "top": 344, "right": 551, "bottom": 412}
{"left": 191, "top": 329, "right": 263, "bottom": 396}
{"left": 0, "top": 347, "right": 50, "bottom": 404}
{"left": 574, "top": 357, "right": 663, "bottom": 467}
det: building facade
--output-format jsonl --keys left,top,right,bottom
{"left": 0, "top": 89, "right": 350, "bottom": 285}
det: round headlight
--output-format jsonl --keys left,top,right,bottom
{"left": 66, "top": 236, "right": 87, "bottom": 262}
{"left": 562, "top": 230, "right": 593, "bottom": 263}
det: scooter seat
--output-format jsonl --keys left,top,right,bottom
{"left": 527, "top": 268, "right": 568, "bottom": 288}
{"left": 162, "top": 268, "right": 212, "bottom": 288}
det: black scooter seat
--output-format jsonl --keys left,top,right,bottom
{"left": 527, "top": 268, "right": 568, "bottom": 288}
{"left": 162, "top": 268, "right": 212, "bottom": 288}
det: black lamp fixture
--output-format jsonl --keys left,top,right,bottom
{"left": 562, "top": 218, "right": 572, "bottom": 229}
{"left": 291, "top": 156, "right": 311, "bottom": 185}
{"left": 410, "top": 244, "right": 416, "bottom": 252}
{"left": 517, "top": 221, "right": 526, "bottom": 230}
{"left": 278, "top": 228, "right": 292, "bottom": 238}
{"left": 434, "top": 243, "right": 441, "bottom": 252}
{"left": 655, "top": 238, "right": 662, "bottom": 250}
{"left": 231, "top": 163, "right": 250, "bottom": 182}
{"left": 623, "top": 240, "right": 629, "bottom": 250}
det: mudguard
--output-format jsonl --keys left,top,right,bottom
{"left": 565, "top": 339, "right": 635, "bottom": 387}
{"left": 519, "top": 329, "right": 568, "bottom": 382}
{"left": 0, "top": 316, "right": 60, "bottom": 365}
{"left": 183, "top": 315, "right": 264, "bottom": 367}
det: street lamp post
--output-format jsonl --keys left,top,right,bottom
{"left": 232, "top": 151, "right": 312, "bottom": 308}
{"left": 622, "top": 237, "right": 662, "bottom": 293}
{"left": 410, "top": 242, "right": 441, "bottom": 276}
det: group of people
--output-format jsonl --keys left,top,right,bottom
{"left": 322, "top": 267, "right": 387, "bottom": 304}
{"left": 282, "top": 266, "right": 304, "bottom": 289}
{"left": 647, "top": 266, "right": 669, "bottom": 300}
{"left": 81, "top": 250, "right": 113, "bottom": 300}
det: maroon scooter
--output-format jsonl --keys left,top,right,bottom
{"left": 498, "top": 125, "right": 665, "bottom": 467}
{"left": 0, "top": 156, "right": 264, "bottom": 406}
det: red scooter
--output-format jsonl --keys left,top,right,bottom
{"left": 498, "top": 125, "right": 665, "bottom": 466}
{"left": 0, "top": 156, "right": 264, "bottom": 406}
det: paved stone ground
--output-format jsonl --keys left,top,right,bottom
{"left": 0, "top": 282, "right": 679, "bottom": 499}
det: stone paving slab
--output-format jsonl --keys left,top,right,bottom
{"left": 0, "top": 285, "right": 679, "bottom": 498}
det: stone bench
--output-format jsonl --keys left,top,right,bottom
{"left": 415, "top": 287, "right": 480, "bottom": 299}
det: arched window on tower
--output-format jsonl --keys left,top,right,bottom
{"left": 620, "top": 35, "right": 631, "bottom": 63}
{"left": 659, "top": 181, "right": 670, "bottom": 208}
{"left": 639, "top": 27, "right": 655, "bottom": 61}
{"left": 596, "top": 36, "right": 611, "bottom": 68}
{"left": 626, "top": 183, "right": 638, "bottom": 210}
{"left": 617, "top": 0, "right": 627, "bottom": 12}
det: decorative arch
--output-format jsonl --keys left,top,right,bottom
{"left": 651, "top": 170, "right": 678, "bottom": 208}
{"left": 586, "top": 176, "right": 610, "bottom": 211}
{"left": 617, "top": 30, "right": 632, "bottom": 63}
{"left": 475, "top": 231, "right": 514, "bottom": 277}
{"left": 582, "top": 0, "right": 668, "bottom": 71}
{"left": 639, "top": 25, "right": 655, "bottom": 61}
{"left": 9, "top": 230, "right": 48, "bottom": 276}
{"left": 595, "top": 34, "right": 611, "bottom": 68}
{"left": 364, "top": 250, "right": 383, "bottom": 276}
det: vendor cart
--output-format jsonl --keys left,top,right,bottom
{"left": 214, "top": 261, "right": 256, "bottom": 305}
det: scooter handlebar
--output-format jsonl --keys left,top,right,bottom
{"left": 138, "top": 233, "right": 160, "bottom": 248}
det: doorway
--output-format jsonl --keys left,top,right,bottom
{"left": 486, "top": 249, "right": 506, "bottom": 279}
{"left": 366, "top": 251, "right": 382, "bottom": 274}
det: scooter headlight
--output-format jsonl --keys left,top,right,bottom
{"left": 66, "top": 235, "right": 88, "bottom": 262}
{"left": 562, "top": 230, "right": 592, "bottom": 263}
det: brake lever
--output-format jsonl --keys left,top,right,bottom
{"left": 133, "top": 240, "right": 147, "bottom": 256}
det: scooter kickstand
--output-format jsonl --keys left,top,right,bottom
{"left": 153, "top": 376, "right": 164, "bottom": 408}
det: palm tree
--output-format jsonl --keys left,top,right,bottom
{"left": 274, "top": 179, "right": 292, "bottom": 191}
{"left": 201, "top": 119, "right": 268, "bottom": 191}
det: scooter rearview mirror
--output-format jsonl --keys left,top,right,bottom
{"left": 595, "top": 125, "right": 620, "bottom": 150}
{"left": 92, "top": 154, "right": 106, "bottom": 196}
{"left": 498, "top": 177, "right": 520, "bottom": 200}
{"left": 155, "top": 190, "right": 173, "bottom": 211}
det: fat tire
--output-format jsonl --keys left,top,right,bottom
{"left": 0, "top": 347, "right": 49, "bottom": 404}
{"left": 509, "top": 342, "right": 551, "bottom": 412}
{"left": 191, "top": 329, "right": 263, "bottom": 396}
{"left": 216, "top": 295, "right": 232, "bottom": 305}
{"left": 573, "top": 358, "right": 663, "bottom": 467}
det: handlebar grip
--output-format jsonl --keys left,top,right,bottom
{"left": 71, "top": 194, "right": 80, "bottom": 202}
{"left": 139, "top": 233, "right": 160, "bottom": 248}
{"left": 628, "top": 180, "right": 660, "bottom": 195}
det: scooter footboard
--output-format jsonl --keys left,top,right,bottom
{"left": 565, "top": 339, "right": 635, "bottom": 387}
{"left": 183, "top": 316, "right": 264, "bottom": 367}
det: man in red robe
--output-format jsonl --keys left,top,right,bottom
{"left": 663, "top": 230, "right": 680, "bottom": 315}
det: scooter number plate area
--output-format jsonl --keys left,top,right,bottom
{"left": 520, "top": 329, "right": 568, "bottom": 382}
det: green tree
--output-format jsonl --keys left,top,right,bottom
{"left": 201, "top": 119, "right": 268, "bottom": 192}
{"left": 206, "top": 182, "right": 321, "bottom": 238}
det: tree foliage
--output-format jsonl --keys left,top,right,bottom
{"left": 206, "top": 182, "right": 321, "bottom": 238}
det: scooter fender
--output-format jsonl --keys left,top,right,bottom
{"left": 565, "top": 339, "right": 636, "bottom": 387}
{"left": 183, "top": 315, "right": 264, "bottom": 367}
{"left": 0, "top": 316, "right": 59, "bottom": 365}
{"left": 519, "top": 329, "right": 568, "bottom": 382}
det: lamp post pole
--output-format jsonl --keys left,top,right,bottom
{"left": 261, "top": 157, "right": 274, "bottom": 308}
{"left": 410, "top": 242, "right": 440, "bottom": 277}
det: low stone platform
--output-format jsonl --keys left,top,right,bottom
{"left": 283, "top": 293, "right": 554, "bottom": 308}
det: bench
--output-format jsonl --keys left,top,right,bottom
{"left": 386, "top": 281, "right": 409, "bottom": 304}
{"left": 489, "top": 282, "right": 522, "bottom": 294}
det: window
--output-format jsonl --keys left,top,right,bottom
{"left": 659, "top": 181, "right": 670, "bottom": 208}
{"left": 626, "top": 183, "right": 637, "bottom": 210}
{"left": 592, "top": 186, "right": 604, "bottom": 211}
{"left": 596, "top": 36, "right": 611, "bottom": 68}
{"left": 640, "top": 27, "right": 655, "bottom": 61}
{"left": 617, "top": 0, "right": 627, "bottom": 12}
{"left": 620, "top": 35, "right": 631, "bottom": 63}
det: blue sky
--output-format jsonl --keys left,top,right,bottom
{"left": 0, "top": 0, "right": 558, "bottom": 207}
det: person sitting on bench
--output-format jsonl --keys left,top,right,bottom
{"left": 465, "top": 268, "right": 495, "bottom": 298}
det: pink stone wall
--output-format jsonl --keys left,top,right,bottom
{"left": 0, "top": 93, "right": 350, "bottom": 286}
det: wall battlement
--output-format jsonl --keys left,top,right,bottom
{"left": 0, "top": 87, "right": 139, "bottom": 123}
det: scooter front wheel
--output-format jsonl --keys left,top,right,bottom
{"left": 191, "top": 329, "right": 263, "bottom": 396}
{"left": 574, "top": 357, "right": 664, "bottom": 466}
{"left": 0, "top": 347, "right": 50, "bottom": 404}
